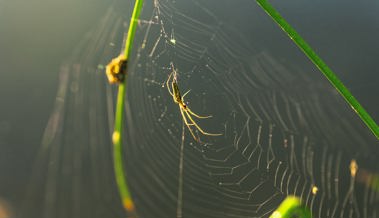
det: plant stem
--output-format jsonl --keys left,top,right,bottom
{"left": 256, "top": 0, "right": 379, "bottom": 140}
{"left": 269, "top": 196, "right": 311, "bottom": 218}
{"left": 123, "top": 0, "right": 144, "bottom": 59}
{"left": 112, "top": 0, "right": 144, "bottom": 215}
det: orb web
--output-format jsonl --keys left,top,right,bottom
{"left": 23, "top": 0, "right": 379, "bottom": 218}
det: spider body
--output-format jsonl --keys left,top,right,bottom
{"left": 167, "top": 64, "right": 221, "bottom": 141}
{"left": 171, "top": 79, "right": 182, "bottom": 105}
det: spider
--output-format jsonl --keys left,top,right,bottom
{"left": 166, "top": 64, "right": 221, "bottom": 141}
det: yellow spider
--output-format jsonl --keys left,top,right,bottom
{"left": 166, "top": 64, "right": 221, "bottom": 141}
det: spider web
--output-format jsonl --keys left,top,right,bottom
{"left": 21, "top": 0, "right": 379, "bottom": 218}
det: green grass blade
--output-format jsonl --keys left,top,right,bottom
{"left": 112, "top": 0, "right": 144, "bottom": 215}
{"left": 269, "top": 196, "right": 312, "bottom": 218}
{"left": 256, "top": 0, "right": 379, "bottom": 140}
{"left": 123, "top": 0, "right": 144, "bottom": 60}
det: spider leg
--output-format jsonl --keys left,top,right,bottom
{"left": 180, "top": 107, "right": 199, "bottom": 141}
{"left": 179, "top": 106, "right": 195, "bottom": 127}
{"left": 166, "top": 72, "right": 174, "bottom": 97}
{"left": 181, "top": 92, "right": 212, "bottom": 119}
{"left": 171, "top": 63, "right": 178, "bottom": 81}
{"left": 186, "top": 107, "right": 212, "bottom": 119}
{"left": 184, "top": 110, "right": 221, "bottom": 136}
{"left": 182, "top": 90, "right": 191, "bottom": 99}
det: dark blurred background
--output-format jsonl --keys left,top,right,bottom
{"left": 0, "top": 0, "right": 378, "bottom": 217}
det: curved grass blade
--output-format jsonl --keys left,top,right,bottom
{"left": 112, "top": 0, "right": 144, "bottom": 216}
{"left": 269, "top": 196, "right": 311, "bottom": 218}
{"left": 256, "top": 0, "right": 379, "bottom": 140}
